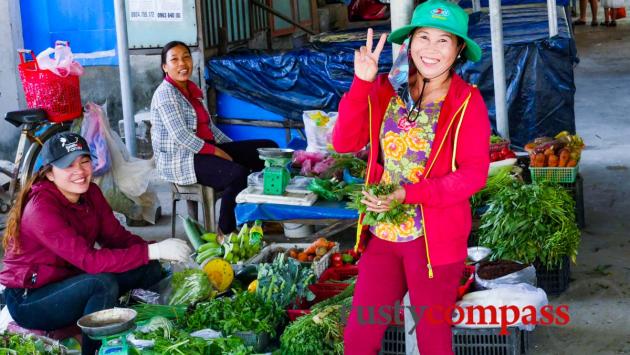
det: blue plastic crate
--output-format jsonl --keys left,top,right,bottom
{"left": 216, "top": 123, "right": 304, "bottom": 148}
{"left": 217, "top": 91, "right": 284, "bottom": 121}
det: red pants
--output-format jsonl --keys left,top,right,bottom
{"left": 344, "top": 236, "right": 464, "bottom": 355}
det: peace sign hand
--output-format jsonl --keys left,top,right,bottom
{"left": 354, "top": 28, "right": 388, "bottom": 83}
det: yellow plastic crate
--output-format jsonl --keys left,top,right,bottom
{"left": 530, "top": 166, "right": 578, "bottom": 183}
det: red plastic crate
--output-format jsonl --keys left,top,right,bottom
{"left": 457, "top": 265, "right": 476, "bottom": 300}
{"left": 287, "top": 284, "right": 346, "bottom": 321}
{"left": 316, "top": 265, "right": 359, "bottom": 291}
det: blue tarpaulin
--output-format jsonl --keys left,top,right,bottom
{"left": 206, "top": 27, "right": 392, "bottom": 122}
{"left": 458, "top": 0, "right": 569, "bottom": 8}
{"left": 235, "top": 200, "right": 358, "bottom": 226}
{"left": 207, "top": 6, "right": 576, "bottom": 147}
{"left": 460, "top": 7, "right": 577, "bottom": 146}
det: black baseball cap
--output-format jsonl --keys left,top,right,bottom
{"left": 40, "top": 132, "right": 92, "bottom": 169}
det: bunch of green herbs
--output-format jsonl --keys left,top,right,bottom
{"left": 348, "top": 183, "right": 415, "bottom": 226}
{"left": 308, "top": 178, "right": 362, "bottom": 201}
{"left": 280, "top": 300, "right": 351, "bottom": 355}
{"left": 328, "top": 154, "right": 367, "bottom": 178}
{"left": 0, "top": 333, "right": 63, "bottom": 354}
{"left": 131, "top": 304, "right": 188, "bottom": 323}
{"left": 134, "top": 326, "right": 251, "bottom": 355}
{"left": 184, "top": 291, "right": 285, "bottom": 337}
{"left": 478, "top": 181, "right": 581, "bottom": 269}
{"left": 470, "top": 168, "right": 514, "bottom": 212}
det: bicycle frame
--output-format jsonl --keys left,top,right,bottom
{"left": 0, "top": 120, "right": 71, "bottom": 213}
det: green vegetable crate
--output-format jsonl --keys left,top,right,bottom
{"left": 248, "top": 243, "right": 339, "bottom": 278}
{"left": 530, "top": 166, "right": 578, "bottom": 183}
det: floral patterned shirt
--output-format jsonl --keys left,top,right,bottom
{"left": 369, "top": 94, "right": 443, "bottom": 242}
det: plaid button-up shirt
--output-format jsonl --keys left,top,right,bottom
{"left": 150, "top": 80, "right": 231, "bottom": 185}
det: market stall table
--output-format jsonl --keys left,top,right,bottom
{"left": 235, "top": 200, "right": 358, "bottom": 239}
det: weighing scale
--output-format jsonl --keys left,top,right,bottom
{"left": 257, "top": 148, "right": 294, "bottom": 195}
{"left": 77, "top": 308, "right": 137, "bottom": 355}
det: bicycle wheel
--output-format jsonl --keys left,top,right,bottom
{"left": 19, "top": 123, "right": 71, "bottom": 188}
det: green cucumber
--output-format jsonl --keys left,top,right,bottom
{"left": 180, "top": 215, "right": 205, "bottom": 251}
{"left": 190, "top": 218, "right": 207, "bottom": 235}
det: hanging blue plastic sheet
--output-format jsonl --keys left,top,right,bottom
{"left": 206, "top": 27, "right": 393, "bottom": 122}
{"left": 207, "top": 6, "right": 576, "bottom": 147}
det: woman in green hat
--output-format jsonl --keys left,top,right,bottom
{"left": 332, "top": 1, "right": 490, "bottom": 353}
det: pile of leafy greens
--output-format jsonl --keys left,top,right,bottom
{"left": 184, "top": 291, "right": 285, "bottom": 338}
{"left": 134, "top": 317, "right": 251, "bottom": 355}
{"left": 478, "top": 181, "right": 581, "bottom": 269}
{"left": 256, "top": 254, "right": 316, "bottom": 309}
{"left": 0, "top": 333, "right": 64, "bottom": 354}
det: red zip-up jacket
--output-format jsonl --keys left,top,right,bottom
{"left": 333, "top": 73, "right": 490, "bottom": 277}
{"left": 0, "top": 180, "right": 150, "bottom": 289}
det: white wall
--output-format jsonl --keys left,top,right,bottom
{"left": 0, "top": 0, "right": 25, "bottom": 160}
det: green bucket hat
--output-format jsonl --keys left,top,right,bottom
{"left": 388, "top": 0, "right": 482, "bottom": 62}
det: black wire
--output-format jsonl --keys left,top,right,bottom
{"left": 407, "top": 78, "right": 430, "bottom": 123}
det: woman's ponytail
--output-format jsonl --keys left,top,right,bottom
{"left": 2, "top": 167, "right": 51, "bottom": 253}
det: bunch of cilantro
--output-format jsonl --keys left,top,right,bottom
{"left": 348, "top": 183, "right": 415, "bottom": 226}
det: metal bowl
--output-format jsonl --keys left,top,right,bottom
{"left": 77, "top": 308, "right": 137, "bottom": 337}
{"left": 257, "top": 148, "right": 294, "bottom": 159}
{"left": 467, "top": 246, "right": 492, "bottom": 263}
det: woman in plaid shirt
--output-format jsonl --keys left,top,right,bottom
{"left": 151, "top": 41, "right": 277, "bottom": 234}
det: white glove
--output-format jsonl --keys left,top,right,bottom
{"left": 148, "top": 239, "right": 192, "bottom": 263}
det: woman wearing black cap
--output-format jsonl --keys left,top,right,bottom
{"left": 0, "top": 132, "right": 192, "bottom": 355}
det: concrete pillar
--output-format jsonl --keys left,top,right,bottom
{"left": 390, "top": 0, "right": 415, "bottom": 62}
{"left": 489, "top": 0, "right": 509, "bottom": 140}
{"left": 0, "top": 1, "right": 25, "bottom": 160}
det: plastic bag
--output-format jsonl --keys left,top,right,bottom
{"left": 131, "top": 289, "right": 161, "bottom": 304}
{"left": 0, "top": 306, "right": 13, "bottom": 333}
{"left": 454, "top": 283, "right": 549, "bottom": 331}
{"left": 81, "top": 103, "right": 111, "bottom": 176}
{"left": 302, "top": 110, "right": 338, "bottom": 153}
{"left": 190, "top": 329, "right": 223, "bottom": 340}
{"left": 475, "top": 264, "right": 537, "bottom": 290}
{"left": 88, "top": 102, "right": 161, "bottom": 224}
{"left": 36, "top": 41, "right": 84, "bottom": 77}
{"left": 168, "top": 268, "right": 215, "bottom": 305}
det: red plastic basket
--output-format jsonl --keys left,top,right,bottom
{"left": 17, "top": 49, "right": 82, "bottom": 123}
